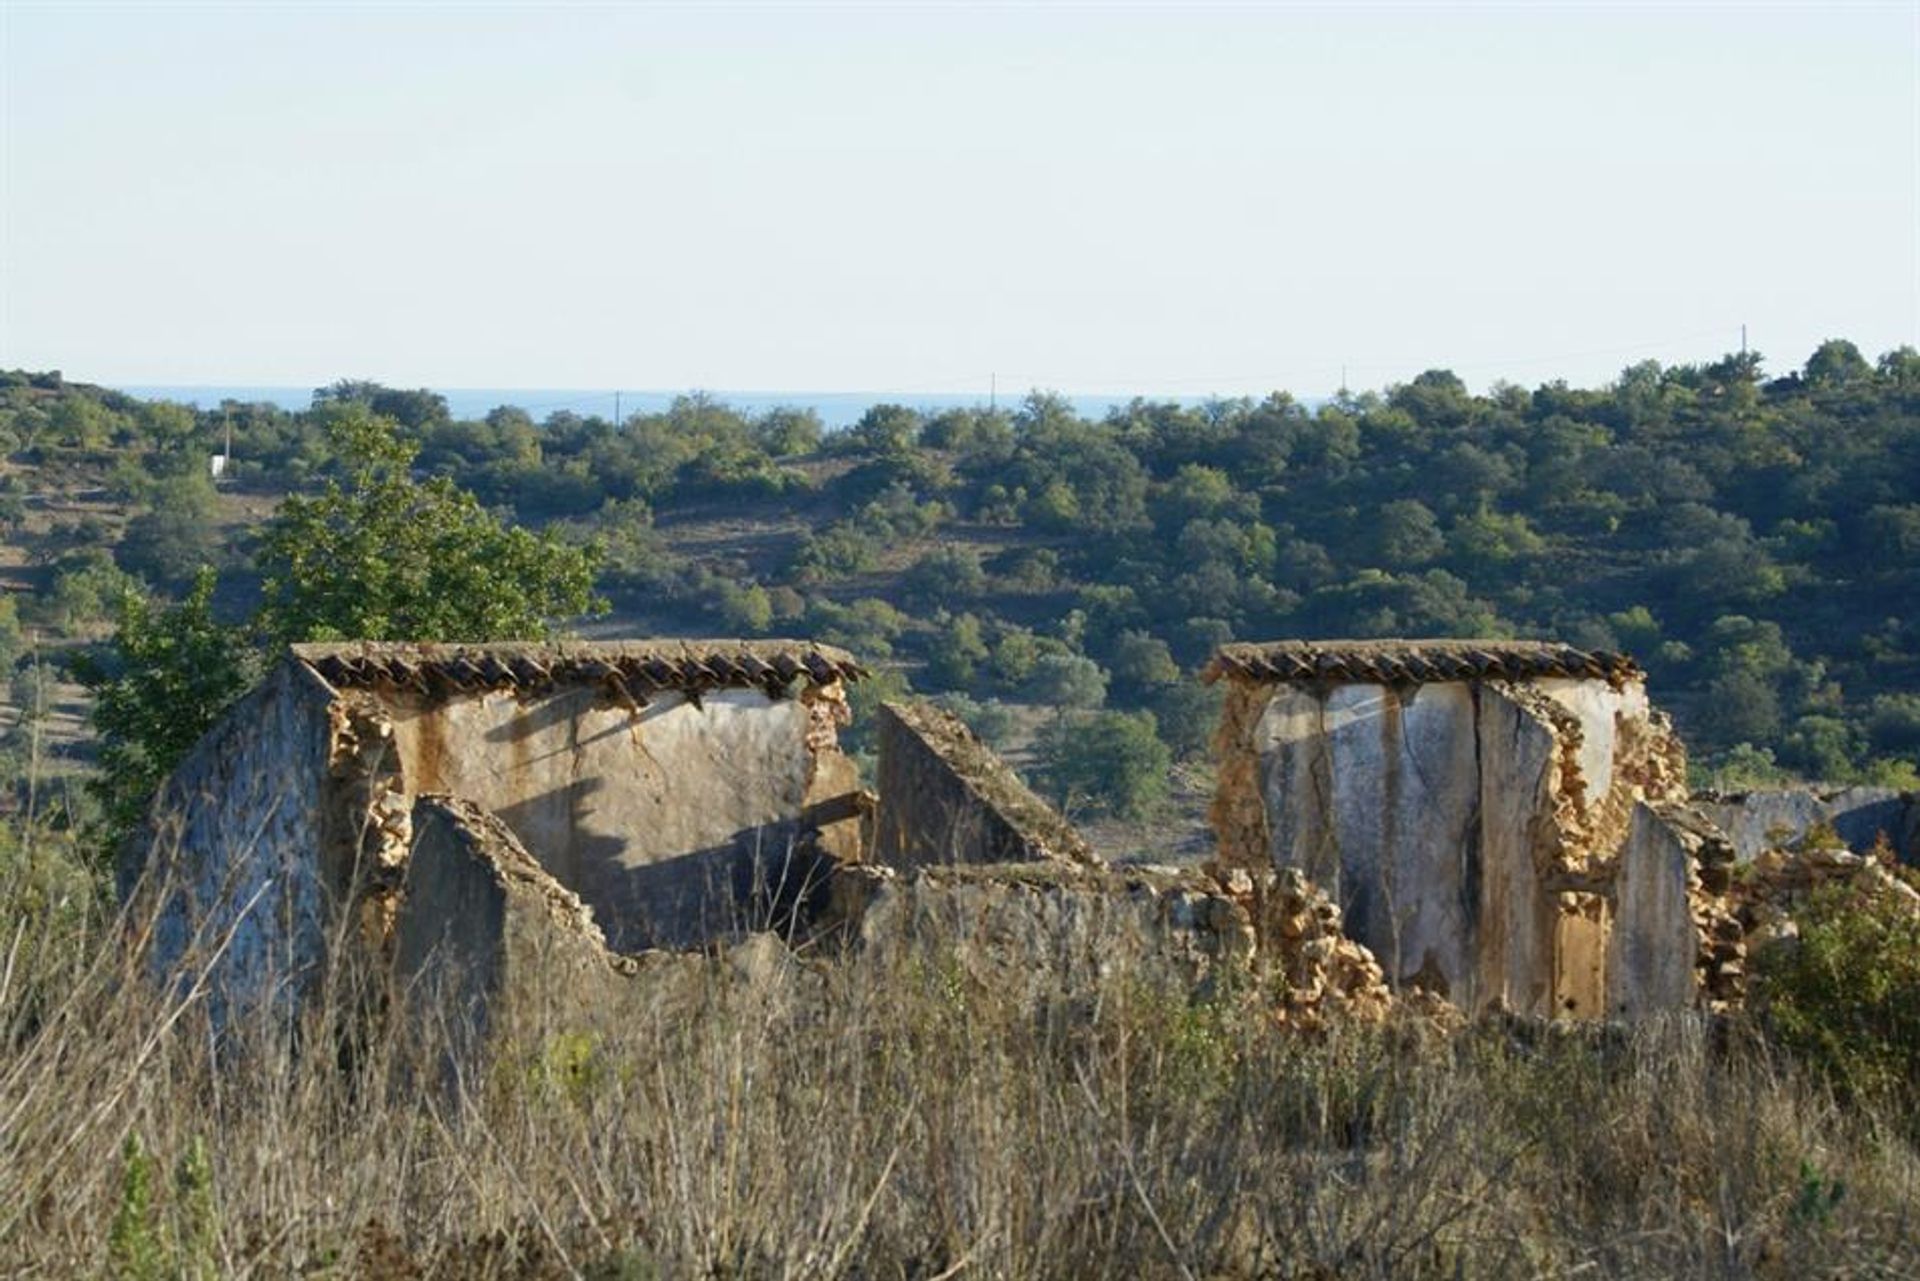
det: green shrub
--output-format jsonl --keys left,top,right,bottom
{"left": 1753, "top": 880, "right": 1920, "bottom": 1111}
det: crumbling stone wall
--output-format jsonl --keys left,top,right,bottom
{"left": 872, "top": 700, "right": 1098, "bottom": 870}
{"left": 830, "top": 857, "right": 1394, "bottom": 1029}
{"left": 1733, "top": 840, "right": 1920, "bottom": 948}
{"left": 1206, "top": 641, "right": 1697, "bottom": 1019}
{"left": 1608, "top": 803, "right": 1736, "bottom": 1019}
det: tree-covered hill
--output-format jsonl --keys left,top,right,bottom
{"left": 3, "top": 344, "right": 1918, "bottom": 838}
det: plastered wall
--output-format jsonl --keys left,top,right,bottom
{"left": 1215, "top": 673, "right": 1698, "bottom": 1018}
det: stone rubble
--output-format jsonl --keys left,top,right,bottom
{"left": 1734, "top": 836, "right": 1920, "bottom": 950}
{"left": 1203, "top": 862, "right": 1397, "bottom": 1030}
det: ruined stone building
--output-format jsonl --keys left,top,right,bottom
{"left": 130, "top": 633, "right": 1910, "bottom": 1037}
{"left": 1205, "top": 640, "right": 1719, "bottom": 1019}
{"left": 134, "top": 640, "right": 868, "bottom": 1015}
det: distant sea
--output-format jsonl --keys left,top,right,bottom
{"left": 113, "top": 385, "right": 1191, "bottom": 430}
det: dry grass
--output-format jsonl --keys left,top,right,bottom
{"left": 1, "top": 877, "right": 1917, "bottom": 1280}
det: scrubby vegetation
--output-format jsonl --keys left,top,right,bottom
{"left": 1752, "top": 868, "right": 1920, "bottom": 1109}
{"left": 1, "top": 869, "right": 1917, "bottom": 1278}
{"left": 6, "top": 343, "right": 1919, "bottom": 839}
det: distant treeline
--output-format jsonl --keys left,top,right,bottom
{"left": 5, "top": 341, "right": 1920, "bottom": 803}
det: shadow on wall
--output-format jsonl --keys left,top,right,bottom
{"left": 595, "top": 830, "right": 830, "bottom": 951}
{"left": 481, "top": 684, "right": 670, "bottom": 755}
{"left": 496, "top": 781, "right": 826, "bottom": 952}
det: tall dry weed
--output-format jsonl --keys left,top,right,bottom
{"left": 0, "top": 864, "right": 1916, "bottom": 1279}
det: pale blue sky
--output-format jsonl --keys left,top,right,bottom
{"left": 2, "top": 2, "right": 1915, "bottom": 396}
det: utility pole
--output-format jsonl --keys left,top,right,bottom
{"left": 614, "top": 390, "right": 622, "bottom": 428}
{"left": 989, "top": 372, "right": 996, "bottom": 412}
{"left": 1741, "top": 324, "right": 1748, "bottom": 357}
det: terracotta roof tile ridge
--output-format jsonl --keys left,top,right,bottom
{"left": 1202, "top": 638, "right": 1641, "bottom": 686}
{"left": 292, "top": 638, "right": 867, "bottom": 694}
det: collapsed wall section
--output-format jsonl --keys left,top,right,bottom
{"left": 831, "top": 858, "right": 1393, "bottom": 1029}
{"left": 872, "top": 700, "right": 1099, "bottom": 871}
{"left": 1609, "top": 803, "right": 1726, "bottom": 1018}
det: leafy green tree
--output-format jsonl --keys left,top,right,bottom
{"left": 1389, "top": 368, "right": 1473, "bottom": 430}
{"left": 1025, "top": 480, "right": 1081, "bottom": 528}
{"left": 922, "top": 407, "right": 1013, "bottom": 455}
{"left": 845, "top": 403, "right": 922, "bottom": 456}
{"left": 1036, "top": 709, "right": 1172, "bottom": 820}
{"left": 789, "top": 522, "right": 880, "bottom": 582}
{"left": 1701, "top": 669, "right": 1783, "bottom": 747}
{"left": 1107, "top": 629, "right": 1180, "bottom": 689}
{"left": 1448, "top": 507, "right": 1544, "bottom": 568}
{"left": 1877, "top": 345, "right": 1920, "bottom": 385}
{"left": 1606, "top": 605, "right": 1663, "bottom": 652}
{"left": 313, "top": 380, "right": 450, "bottom": 430}
{"left": 254, "top": 406, "right": 602, "bottom": 643}
{"left": 1371, "top": 499, "right": 1444, "bottom": 567}
{"left": 116, "top": 509, "right": 222, "bottom": 593}
{"left": 1027, "top": 653, "right": 1108, "bottom": 712}
{"left": 989, "top": 627, "right": 1041, "bottom": 686}
{"left": 807, "top": 596, "right": 907, "bottom": 658}
{"left": 1154, "top": 464, "right": 1238, "bottom": 527}
{"left": 1698, "top": 742, "right": 1790, "bottom": 790}
{"left": 44, "top": 552, "right": 138, "bottom": 632}
{"left": 1147, "top": 679, "right": 1223, "bottom": 761}
{"left": 754, "top": 407, "right": 824, "bottom": 457}
{"left": 137, "top": 400, "right": 200, "bottom": 452}
{"left": 903, "top": 545, "right": 986, "bottom": 606}
{"left": 1778, "top": 715, "right": 1861, "bottom": 780}
{"left": 116, "top": 473, "right": 222, "bottom": 592}
{"left": 49, "top": 395, "right": 116, "bottom": 449}
{"left": 716, "top": 582, "right": 773, "bottom": 634}
{"left": 76, "top": 570, "right": 257, "bottom": 851}
{"left": 1804, "top": 339, "right": 1871, "bottom": 388}
{"left": 1699, "top": 616, "right": 1796, "bottom": 696}
{"left": 988, "top": 546, "right": 1059, "bottom": 592}
{"left": 924, "top": 612, "right": 989, "bottom": 689}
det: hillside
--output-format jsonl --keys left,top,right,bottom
{"left": 2, "top": 349, "right": 1918, "bottom": 857}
